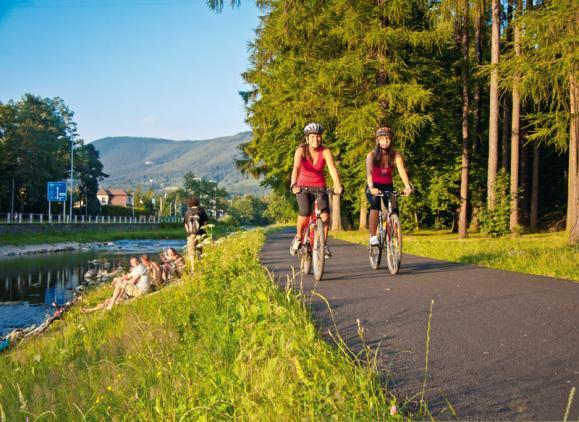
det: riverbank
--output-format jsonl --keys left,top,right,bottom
{"left": 0, "top": 240, "right": 104, "bottom": 257}
{"left": 0, "top": 230, "right": 402, "bottom": 419}
{"left": 0, "top": 224, "right": 234, "bottom": 254}
{"left": 0, "top": 223, "right": 183, "bottom": 246}
{"left": 332, "top": 229, "right": 579, "bottom": 281}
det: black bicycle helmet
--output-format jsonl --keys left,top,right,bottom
{"left": 304, "top": 122, "right": 324, "bottom": 135}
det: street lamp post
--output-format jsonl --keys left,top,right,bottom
{"left": 69, "top": 137, "right": 74, "bottom": 221}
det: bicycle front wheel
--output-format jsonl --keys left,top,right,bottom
{"left": 312, "top": 219, "right": 325, "bottom": 281}
{"left": 386, "top": 214, "right": 402, "bottom": 275}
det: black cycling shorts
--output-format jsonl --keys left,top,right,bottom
{"left": 296, "top": 189, "right": 329, "bottom": 217}
{"left": 366, "top": 183, "right": 398, "bottom": 212}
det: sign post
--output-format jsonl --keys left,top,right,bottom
{"left": 48, "top": 182, "right": 67, "bottom": 223}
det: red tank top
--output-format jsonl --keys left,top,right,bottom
{"left": 372, "top": 164, "right": 393, "bottom": 185}
{"left": 297, "top": 146, "right": 326, "bottom": 187}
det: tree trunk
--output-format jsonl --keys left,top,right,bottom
{"left": 509, "top": 1, "right": 522, "bottom": 234}
{"left": 459, "top": 13, "right": 470, "bottom": 239}
{"left": 472, "top": 16, "right": 483, "bottom": 154}
{"left": 530, "top": 143, "right": 540, "bottom": 233}
{"left": 331, "top": 193, "right": 342, "bottom": 231}
{"left": 569, "top": 72, "right": 578, "bottom": 243}
{"left": 501, "top": 96, "right": 511, "bottom": 173}
{"left": 487, "top": 0, "right": 501, "bottom": 210}
{"left": 359, "top": 190, "right": 368, "bottom": 231}
{"left": 520, "top": 142, "right": 530, "bottom": 224}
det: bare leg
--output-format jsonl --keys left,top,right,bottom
{"left": 369, "top": 210, "right": 379, "bottom": 237}
{"left": 106, "top": 284, "right": 126, "bottom": 310}
{"left": 82, "top": 298, "right": 112, "bottom": 313}
{"left": 321, "top": 212, "right": 330, "bottom": 241}
{"left": 296, "top": 215, "right": 308, "bottom": 239}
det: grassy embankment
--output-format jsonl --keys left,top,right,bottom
{"left": 332, "top": 230, "right": 578, "bottom": 281}
{"left": 0, "top": 230, "right": 400, "bottom": 420}
{"left": 0, "top": 224, "right": 234, "bottom": 246}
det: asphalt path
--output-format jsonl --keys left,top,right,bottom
{"left": 261, "top": 229, "right": 579, "bottom": 420}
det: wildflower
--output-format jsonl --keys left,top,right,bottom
{"left": 389, "top": 405, "right": 397, "bottom": 416}
{"left": 96, "top": 396, "right": 100, "bottom": 404}
{"left": 107, "top": 386, "right": 112, "bottom": 392}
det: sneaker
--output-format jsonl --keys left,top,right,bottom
{"left": 370, "top": 235, "right": 380, "bottom": 246}
{"left": 290, "top": 236, "right": 301, "bottom": 256}
{"left": 324, "top": 246, "right": 332, "bottom": 259}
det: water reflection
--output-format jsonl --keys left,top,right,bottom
{"left": 0, "top": 239, "right": 185, "bottom": 337}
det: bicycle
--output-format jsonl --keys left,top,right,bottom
{"left": 368, "top": 190, "right": 403, "bottom": 274}
{"left": 295, "top": 187, "right": 334, "bottom": 281}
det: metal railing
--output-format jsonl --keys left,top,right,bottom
{"left": 0, "top": 213, "right": 181, "bottom": 224}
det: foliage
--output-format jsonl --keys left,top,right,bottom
{"left": 228, "top": 194, "right": 271, "bottom": 225}
{"left": 497, "top": 0, "right": 578, "bottom": 151}
{"left": 0, "top": 231, "right": 402, "bottom": 419}
{"left": 239, "top": 0, "right": 437, "bottom": 219}
{"left": 264, "top": 191, "right": 296, "bottom": 223}
{"left": 100, "top": 204, "right": 148, "bottom": 217}
{"left": 182, "top": 171, "right": 229, "bottom": 214}
{"left": 0, "top": 94, "right": 107, "bottom": 214}
{"left": 479, "top": 170, "right": 510, "bottom": 237}
{"left": 75, "top": 143, "right": 108, "bottom": 214}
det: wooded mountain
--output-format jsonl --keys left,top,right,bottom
{"left": 92, "top": 132, "right": 266, "bottom": 196}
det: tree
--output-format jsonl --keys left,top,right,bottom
{"left": 0, "top": 94, "right": 79, "bottom": 213}
{"left": 499, "top": 0, "right": 578, "bottom": 243}
{"left": 75, "top": 143, "right": 108, "bottom": 215}
{"left": 240, "top": 0, "right": 434, "bottom": 229}
{"left": 182, "top": 172, "right": 229, "bottom": 216}
{"left": 509, "top": 0, "right": 523, "bottom": 234}
{"left": 487, "top": 0, "right": 501, "bottom": 211}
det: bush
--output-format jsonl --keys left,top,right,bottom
{"left": 480, "top": 171, "right": 510, "bottom": 237}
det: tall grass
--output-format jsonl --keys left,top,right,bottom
{"left": 0, "top": 230, "right": 400, "bottom": 419}
{"left": 332, "top": 230, "right": 578, "bottom": 281}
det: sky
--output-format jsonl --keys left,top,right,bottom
{"left": 0, "top": 0, "right": 261, "bottom": 142}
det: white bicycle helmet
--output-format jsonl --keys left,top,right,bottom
{"left": 304, "top": 122, "right": 324, "bottom": 135}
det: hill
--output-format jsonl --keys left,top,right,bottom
{"left": 91, "top": 132, "right": 267, "bottom": 196}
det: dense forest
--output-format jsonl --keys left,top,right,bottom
{"left": 210, "top": 0, "right": 578, "bottom": 243}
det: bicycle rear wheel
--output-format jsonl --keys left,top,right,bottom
{"left": 386, "top": 214, "right": 402, "bottom": 275}
{"left": 312, "top": 219, "right": 325, "bottom": 281}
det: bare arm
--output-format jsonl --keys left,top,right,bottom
{"left": 290, "top": 147, "right": 303, "bottom": 193}
{"left": 323, "top": 149, "right": 343, "bottom": 194}
{"left": 366, "top": 152, "right": 380, "bottom": 195}
{"left": 127, "top": 273, "right": 140, "bottom": 285}
{"left": 394, "top": 152, "right": 413, "bottom": 195}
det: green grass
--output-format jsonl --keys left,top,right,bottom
{"left": 0, "top": 224, "right": 235, "bottom": 246}
{"left": 0, "top": 230, "right": 400, "bottom": 420}
{"left": 332, "top": 229, "right": 579, "bottom": 281}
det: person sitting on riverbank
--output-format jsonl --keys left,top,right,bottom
{"left": 160, "top": 248, "right": 185, "bottom": 280}
{"left": 142, "top": 254, "right": 162, "bottom": 290}
{"left": 82, "top": 256, "right": 151, "bottom": 312}
{"left": 110, "top": 259, "right": 139, "bottom": 288}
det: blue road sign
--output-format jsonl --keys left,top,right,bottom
{"left": 47, "top": 182, "right": 67, "bottom": 202}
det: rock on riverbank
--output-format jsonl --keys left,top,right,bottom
{"left": 0, "top": 242, "right": 112, "bottom": 257}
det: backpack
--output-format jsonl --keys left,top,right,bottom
{"left": 185, "top": 207, "right": 201, "bottom": 236}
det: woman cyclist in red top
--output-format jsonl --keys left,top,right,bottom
{"left": 290, "top": 122, "right": 343, "bottom": 258}
{"left": 366, "top": 126, "right": 412, "bottom": 246}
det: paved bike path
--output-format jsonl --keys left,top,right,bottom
{"left": 261, "top": 229, "right": 579, "bottom": 420}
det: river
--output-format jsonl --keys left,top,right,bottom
{"left": 0, "top": 239, "right": 185, "bottom": 337}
